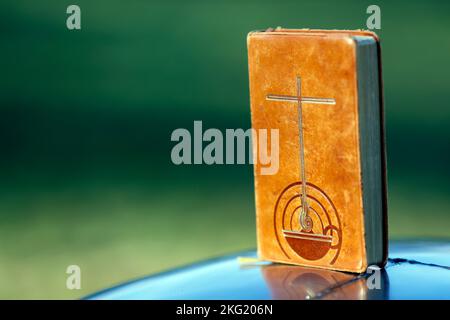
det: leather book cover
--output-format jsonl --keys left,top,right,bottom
{"left": 247, "top": 29, "right": 387, "bottom": 273}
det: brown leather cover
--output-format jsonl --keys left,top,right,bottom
{"left": 247, "top": 29, "right": 386, "bottom": 273}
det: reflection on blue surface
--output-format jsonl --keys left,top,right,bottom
{"left": 90, "top": 251, "right": 270, "bottom": 300}
{"left": 260, "top": 263, "right": 390, "bottom": 299}
{"left": 88, "top": 241, "right": 450, "bottom": 300}
{"left": 387, "top": 263, "right": 450, "bottom": 299}
{"left": 389, "top": 241, "right": 450, "bottom": 266}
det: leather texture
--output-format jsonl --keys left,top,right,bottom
{"left": 247, "top": 29, "right": 385, "bottom": 273}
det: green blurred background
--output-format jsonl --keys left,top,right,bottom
{"left": 0, "top": 0, "right": 449, "bottom": 299}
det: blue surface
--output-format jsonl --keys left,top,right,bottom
{"left": 87, "top": 241, "right": 450, "bottom": 300}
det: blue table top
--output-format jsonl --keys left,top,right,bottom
{"left": 87, "top": 240, "right": 450, "bottom": 300}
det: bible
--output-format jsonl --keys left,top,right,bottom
{"left": 247, "top": 29, "right": 388, "bottom": 273}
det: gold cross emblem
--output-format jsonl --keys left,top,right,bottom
{"left": 266, "top": 76, "right": 335, "bottom": 232}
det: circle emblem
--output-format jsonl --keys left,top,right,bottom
{"left": 274, "top": 181, "right": 342, "bottom": 264}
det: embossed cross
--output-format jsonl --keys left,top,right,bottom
{"left": 266, "top": 76, "right": 335, "bottom": 231}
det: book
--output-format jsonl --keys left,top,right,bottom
{"left": 247, "top": 29, "right": 388, "bottom": 273}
